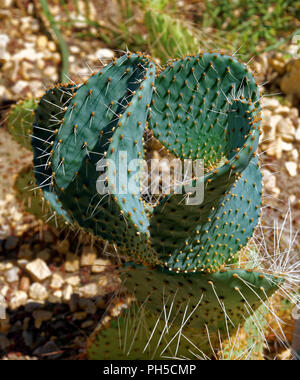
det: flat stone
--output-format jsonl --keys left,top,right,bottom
{"left": 81, "top": 320, "right": 94, "bottom": 329}
{"left": 69, "top": 293, "right": 79, "bottom": 312}
{"left": 95, "top": 48, "right": 114, "bottom": 60}
{"left": 281, "top": 58, "right": 300, "bottom": 98}
{"left": 50, "top": 273, "right": 64, "bottom": 289}
{"left": 4, "top": 236, "right": 19, "bottom": 251}
{"left": 29, "top": 283, "right": 48, "bottom": 301}
{"left": 91, "top": 258, "right": 111, "bottom": 273}
{"left": 37, "top": 248, "right": 51, "bottom": 262}
{"left": 295, "top": 126, "right": 300, "bottom": 142}
{"left": 52, "top": 290, "right": 62, "bottom": 299}
{"left": 277, "top": 119, "right": 296, "bottom": 143}
{"left": 95, "top": 296, "right": 106, "bottom": 310}
{"left": 26, "top": 259, "right": 52, "bottom": 282}
{"left": 65, "top": 276, "right": 80, "bottom": 287}
{"left": 73, "top": 311, "right": 87, "bottom": 321}
{"left": 33, "top": 341, "right": 62, "bottom": 359}
{"left": 33, "top": 310, "right": 53, "bottom": 328}
{"left": 62, "top": 284, "right": 73, "bottom": 302}
{"left": 0, "top": 285, "right": 9, "bottom": 297}
{"left": 9, "top": 290, "right": 28, "bottom": 309}
{"left": 78, "top": 283, "right": 98, "bottom": 298}
{"left": 18, "top": 245, "right": 33, "bottom": 260}
{"left": 80, "top": 246, "right": 97, "bottom": 267}
{"left": 5, "top": 266, "right": 19, "bottom": 283}
{"left": 19, "top": 276, "right": 30, "bottom": 292}
{"left": 261, "top": 97, "right": 280, "bottom": 110}
{"left": 65, "top": 253, "right": 80, "bottom": 273}
{"left": 36, "top": 35, "right": 48, "bottom": 50}
{"left": 56, "top": 240, "right": 70, "bottom": 255}
{"left": 285, "top": 162, "right": 297, "bottom": 177}
{"left": 17, "top": 259, "right": 29, "bottom": 269}
{"left": 290, "top": 149, "right": 299, "bottom": 161}
{"left": 78, "top": 298, "right": 97, "bottom": 314}
{"left": 281, "top": 140, "right": 293, "bottom": 152}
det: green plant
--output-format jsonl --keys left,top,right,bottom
{"left": 140, "top": 0, "right": 199, "bottom": 63}
{"left": 6, "top": 87, "right": 74, "bottom": 225}
{"left": 27, "top": 51, "right": 289, "bottom": 359}
{"left": 201, "top": 0, "right": 300, "bottom": 59}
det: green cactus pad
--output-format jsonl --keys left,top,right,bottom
{"left": 52, "top": 53, "right": 154, "bottom": 190}
{"left": 48, "top": 54, "right": 158, "bottom": 264}
{"left": 31, "top": 84, "right": 79, "bottom": 223}
{"left": 87, "top": 299, "right": 274, "bottom": 360}
{"left": 7, "top": 98, "right": 38, "bottom": 150}
{"left": 32, "top": 84, "right": 78, "bottom": 192}
{"left": 150, "top": 157, "right": 262, "bottom": 272}
{"left": 148, "top": 53, "right": 260, "bottom": 162}
{"left": 14, "top": 165, "right": 68, "bottom": 226}
{"left": 87, "top": 303, "right": 215, "bottom": 360}
{"left": 148, "top": 54, "right": 262, "bottom": 271}
{"left": 121, "top": 262, "right": 283, "bottom": 331}
{"left": 220, "top": 305, "right": 269, "bottom": 360}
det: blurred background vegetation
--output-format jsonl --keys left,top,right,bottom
{"left": 34, "top": 0, "right": 300, "bottom": 80}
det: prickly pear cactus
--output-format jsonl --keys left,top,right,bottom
{"left": 6, "top": 87, "right": 76, "bottom": 224}
{"left": 7, "top": 98, "right": 38, "bottom": 150}
{"left": 28, "top": 52, "right": 285, "bottom": 359}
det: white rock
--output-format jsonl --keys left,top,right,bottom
{"left": 0, "top": 34, "right": 10, "bottom": 60}
{"left": 36, "top": 35, "right": 48, "bottom": 49}
{"left": 12, "top": 43, "right": 44, "bottom": 61}
{"left": 95, "top": 48, "right": 115, "bottom": 60}
{"left": 262, "top": 169, "right": 276, "bottom": 189}
{"left": 5, "top": 266, "right": 19, "bottom": 283}
{"left": 288, "top": 149, "right": 299, "bottom": 162}
{"left": 289, "top": 194, "right": 296, "bottom": 204}
{"left": 65, "top": 276, "right": 80, "bottom": 287}
{"left": 29, "top": 282, "right": 48, "bottom": 301}
{"left": 53, "top": 290, "right": 62, "bottom": 299}
{"left": 285, "top": 162, "right": 297, "bottom": 177}
{"left": 17, "top": 259, "right": 29, "bottom": 269}
{"left": 277, "top": 119, "right": 296, "bottom": 143}
{"left": 44, "top": 66, "right": 57, "bottom": 79}
{"left": 65, "top": 254, "right": 80, "bottom": 273}
{"left": 91, "top": 258, "right": 111, "bottom": 273}
{"left": 78, "top": 283, "right": 98, "bottom": 298}
{"left": 62, "top": 284, "right": 73, "bottom": 302}
{"left": 70, "top": 45, "right": 80, "bottom": 54}
{"left": 80, "top": 246, "right": 97, "bottom": 267}
{"left": 281, "top": 140, "right": 293, "bottom": 152}
{"left": 26, "top": 259, "right": 52, "bottom": 282}
{"left": 0, "top": 0, "right": 13, "bottom": 8}
{"left": 295, "top": 126, "right": 300, "bottom": 142}
{"left": 50, "top": 273, "right": 64, "bottom": 289}
{"left": 0, "top": 285, "right": 9, "bottom": 297}
{"left": 0, "top": 262, "right": 12, "bottom": 271}
{"left": 9, "top": 291, "right": 27, "bottom": 310}
{"left": 11, "top": 80, "right": 29, "bottom": 94}
{"left": 261, "top": 97, "right": 280, "bottom": 110}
